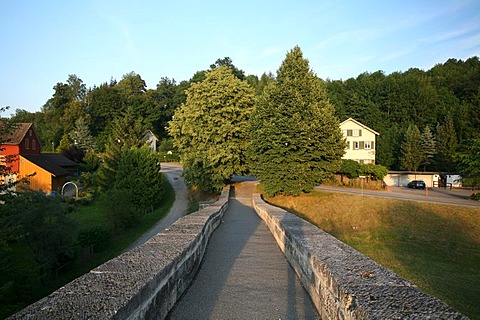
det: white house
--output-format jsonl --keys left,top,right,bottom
{"left": 339, "top": 118, "right": 379, "bottom": 164}
{"left": 143, "top": 130, "right": 159, "bottom": 152}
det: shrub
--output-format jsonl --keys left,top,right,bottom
{"left": 78, "top": 225, "right": 111, "bottom": 253}
{"left": 338, "top": 160, "right": 362, "bottom": 178}
{"left": 361, "top": 163, "right": 388, "bottom": 180}
{"left": 471, "top": 192, "right": 480, "bottom": 201}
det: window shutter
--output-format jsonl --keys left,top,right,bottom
{"left": 372, "top": 141, "right": 375, "bottom": 149}
{"left": 359, "top": 141, "right": 365, "bottom": 149}
{"left": 347, "top": 129, "right": 352, "bottom": 136}
{"left": 359, "top": 129, "right": 362, "bottom": 136}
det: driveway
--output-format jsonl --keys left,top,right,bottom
{"left": 315, "top": 185, "right": 480, "bottom": 208}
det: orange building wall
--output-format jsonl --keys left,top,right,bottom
{"left": 0, "top": 145, "right": 20, "bottom": 172}
{"left": 19, "top": 156, "right": 53, "bottom": 192}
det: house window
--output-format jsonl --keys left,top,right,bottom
{"left": 353, "top": 141, "right": 359, "bottom": 149}
{"left": 359, "top": 160, "right": 365, "bottom": 164}
{"left": 347, "top": 129, "right": 352, "bottom": 136}
{"left": 29, "top": 130, "right": 32, "bottom": 136}
{"left": 352, "top": 129, "right": 362, "bottom": 137}
{"left": 25, "top": 139, "right": 29, "bottom": 150}
{"left": 364, "top": 141, "right": 371, "bottom": 149}
{"left": 32, "top": 139, "right": 36, "bottom": 151}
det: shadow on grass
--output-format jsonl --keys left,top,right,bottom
{"left": 379, "top": 201, "right": 480, "bottom": 319}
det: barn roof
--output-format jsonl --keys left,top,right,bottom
{"left": 1, "top": 123, "right": 33, "bottom": 145}
{"left": 21, "top": 154, "right": 78, "bottom": 177}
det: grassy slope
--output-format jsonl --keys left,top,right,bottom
{"left": 68, "top": 174, "right": 175, "bottom": 277}
{"left": 264, "top": 191, "right": 480, "bottom": 319}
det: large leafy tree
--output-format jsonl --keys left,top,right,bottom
{"left": 210, "top": 57, "right": 246, "bottom": 80}
{"left": 250, "top": 46, "right": 345, "bottom": 196}
{"left": 168, "top": 66, "right": 255, "bottom": 193}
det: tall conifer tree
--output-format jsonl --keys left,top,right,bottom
{"left": 250, "top": 46, "right": 345, "bottom": 196}
{"left": 401, "top": 124, "right": 423, "bottom": 171}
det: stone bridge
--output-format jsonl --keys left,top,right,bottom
{"left": 10, "top": 181, "right": 466, "bottom": 319}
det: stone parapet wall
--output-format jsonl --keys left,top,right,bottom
{"left": 252, "top": 194, "right": 466, "bottom": 320}
{"left": 9, "top": 186, "right": 230, "bottom": 320}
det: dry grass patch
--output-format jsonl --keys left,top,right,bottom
{"left": 264, "top": 191, "right": 480, "bottom": 319}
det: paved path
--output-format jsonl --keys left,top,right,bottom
{"left": 126, "top": 163, "right": 189, "bottom": 251}
{"left": 315, "top": 185, "right": 480, "bottom": 208}
{"left": 167, "top": 181, "right": 319, "bottom": 320}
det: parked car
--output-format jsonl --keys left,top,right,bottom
{"left": 407, "top": 180, "right": 426, "bottom": 189}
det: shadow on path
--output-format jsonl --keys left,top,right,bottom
{"left": 167, "top": 182, "right": 319, "bottom": 319}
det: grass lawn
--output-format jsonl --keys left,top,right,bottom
{"left": 65, "top": 174, "right": 175, "bottom": 279}
{"left": 264, "top": 190, "right": 480, "bottom": 319}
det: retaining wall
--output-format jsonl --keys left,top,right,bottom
{"left": 9, "top": 186, "right": 230, "bottom": 320}
{"left": 252, "top": 193, "right": 466, "bottom": 320}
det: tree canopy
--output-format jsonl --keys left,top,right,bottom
{"left": 168, "top": 66, "right": 255, "bottom": 192}
{"left": 250, "top": 46, "right": 345, "bottom": 196}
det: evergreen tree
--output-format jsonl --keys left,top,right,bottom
{"left": 435, "top": 113, "right": 457, "bottom": 171}
{"left": 95, "top": 108, "right": 145, "bottom": 190}
{"left": 400, "top": 124, "right": 423, "bottom": 171}
{"left": 250, "top": 46, "right": 345, "bottom": 196}
{"left": 168, "top": 66, "right": 255, "bottom": 193}
{"left": 114, "top": 146, "right": 164, "bottom": 214}
{"left": 69, "top": 117, "right": 95, "bottom": 152}
{"left": 420, "top": 125, "right": 436, "bottom": 171}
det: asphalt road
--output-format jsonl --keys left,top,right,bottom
{"left": 315, "top": 185, "right": 480, "bottom": 208}
{"left": 167, "top": 181, "right": 320, "bottom": 320}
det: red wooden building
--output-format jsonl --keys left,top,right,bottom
{"left": 1, "top": 123, "right": 77, "bottom": 194}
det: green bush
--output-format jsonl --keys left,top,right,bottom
{"left": 338, "top": 160, "right": 388, "bottom": 181}
{"left": 338, "top": 160, "right": 362, "bottom": 178}
{"left": 78, "top": 225, "right": 112, "bottom": 253}
{"left": 471, "top": 192, "right": 480, "bottom": 201}
{"left": 361, "top": 163, "right": 388, "bottom": 180}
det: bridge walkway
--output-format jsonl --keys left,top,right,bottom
{"left": 167, "top": 181, "right": 319, "bottom": 319}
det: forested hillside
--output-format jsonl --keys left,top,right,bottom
{"left": 9, "top": 56, "right": 480, "bottom": 173}
{"left": 326, "top": 57, "right": 480, "bottom": 171}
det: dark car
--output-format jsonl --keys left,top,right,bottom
{"left": 407, "top": 180, "right": 426, "bottom": 189}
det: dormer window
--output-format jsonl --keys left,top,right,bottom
{"left": 32, "top": 139, "right": 36, "bottom": 151}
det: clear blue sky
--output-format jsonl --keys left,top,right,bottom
{"left": 1, "top": 0, "right": 479, "bottom": 114}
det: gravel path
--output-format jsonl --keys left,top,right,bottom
{"left": 125, "top": 163, "right": 189, "bottom": 251}
{"left": 167, "top": 181, "right": 319, "bottom": 319}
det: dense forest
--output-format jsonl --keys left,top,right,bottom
{"left": 7, "top": 56, "right": 480, "bottom": 174}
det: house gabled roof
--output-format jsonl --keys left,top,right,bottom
{"left": 339, "top": 118, "right": 380, "bottom": 135}
{"left": 21, "top": 154, "right": 78, "bottom": 177}
{"left": 1, "top": 123, "right": 33, "bottom": 145}
{"left": 143, "top": 130, "right": 159, "bottom": 141}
